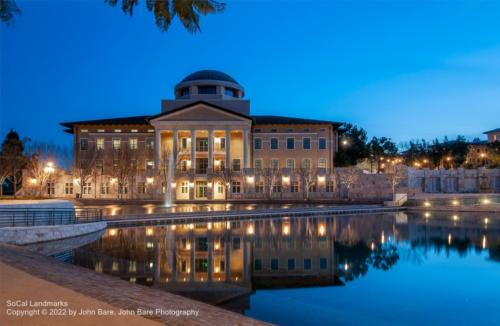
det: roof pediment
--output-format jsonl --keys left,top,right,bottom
{"left": 149, "top": 101, "right": 252, "bottom": 123}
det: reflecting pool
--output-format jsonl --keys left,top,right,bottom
{"left": 58, "top": 212, "right": 500, "bottom": 325}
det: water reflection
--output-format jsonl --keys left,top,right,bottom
{"left": 68, "top": 212, "right": 500, "bottom": 312}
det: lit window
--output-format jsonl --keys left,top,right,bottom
{"left": 146, "top": 160, "right": 154, "bottom": 170}
{"left": 217, "top": 182, "right": 224, "bottom": 194}
{"left": 181, "top": 181, "right": 189, "bottom": 194}
{"left": 131, "top": 129, "right": 138, "bottom": 133}
{"left": 96, "top": 138, "right": 104, "bottom": 150}
{"left": 129, "top": 138, "right": 138, "bottom": 150}
{"left": 326, "top": 181, "right": 334, "bottom": 192}
{"left": 302, "top": 158, "right": 311, "bottom": 169}
{"left": 303, "top": 137, "right": 311, "bottom": 150}
{"left": 287, "top": 138, "right": 295, "bottom": 150}
{"left": 272, "top": 181, "right": 282, "bottom": 193}
{"left": 113, "top": 139, "right": 121, "bottom": 150}
{"left": 318, "top": 159, "right": 327, "bottom": 168}
{"left": 286, "top": 159, "right": 295, "bottom": 169}
{"left": 64, "top": 183, "right": 73, "bottom": 195}
{"left": 291, "top": 181, "right": 299, "bottom": 193}
{"left": 95, "top": 160, "right": 103, "bottom": 172}
{"left": 255, "top": 181, "right": 264, "bottom": 193}
{"left": 271, "top": 159, "right": 279, "bottom": 169}
{"left": 254, "top": 159, "right": 262, "bottom": 170}
{"left": 232, "top": 159, "right": 240, "bottom": 172}
{"left": 148, "top": 129, "right": 154, "bottom": 133}
{"left": 145, "top": 138, "right": 154, "bottom": 150}
{"left": 319, "top": 138, "right": 326, "bottom": 150}
{"left": 100, "top": 182, "right": 109, "bottom": 194}
{"left": 97, "top": 129, "right": 105, "bottom": 133}
{"left": 81, "top": 129, "right": 88, "bottom": 133}
{"left": 114, "top": 129, "right": 121, "bottom": 133}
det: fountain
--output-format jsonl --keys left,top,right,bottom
{"left": 164, "top": 151, "right": 175, "bottom": 207}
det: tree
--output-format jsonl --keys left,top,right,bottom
{"left": 72, "top": 151, "right": 98, "bottom": 199}
{"left": 338, "top": 167, "right": 358, "bottom": 200}
{"left": 0, "top": 129, "right": 27, "bottom": 197}
{"left": 0, "top": 0, "right": 20, "bottom": 23}
{"left": 112, "top": 147, "right": 135, "bottom": 200}
{"left": 299, "top": 167, "right": 317, "bottom": 201}
{"left": 368, "top": 137, "right": 398, "bottom": 173}
{"left": 388, "top": 164, "right": 406, "bottom": 201}
{"left": 335, "top": 124, "right": 369, "bottom": 167}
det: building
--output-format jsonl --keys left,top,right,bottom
{"left": 484, "top": 128, "right": 500, "bottom": 143}
{"left": 465, "top": 128, "right": 500, "bottom": 167}
{"left": 57, "top": 70, "right": 342, "bottom": 201}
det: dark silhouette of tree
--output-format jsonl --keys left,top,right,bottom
{"left": 106, "top": 0, "right": 225, "bottom": 32}
{"left": 1, "top": 0, "right": 224, "bottom": 33}
{"left": 368, "top": 136, "right": 398, "bottom": 173}
{"left": 335, "top": 123, "right": 370, "bottom": 167}
{"left": 0, "top": 129, "right": 27, "bottom": 197}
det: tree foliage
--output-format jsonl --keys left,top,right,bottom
{"left": 0, "top": 0, "right": 20, "bottom": 24}
{"left": 335, "top": 123, "right": 370, "bottom": 167}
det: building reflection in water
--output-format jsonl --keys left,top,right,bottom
{"left": 72, "top": 212, "right": 500, "bottom": 312}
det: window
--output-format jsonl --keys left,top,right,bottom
{"left": 287, "top": 259, "right": 295, "bottom": 270}
{"left": 131, "top": 129, "right": 138, "bottom": 133}
{"left": 309, "top": 184, "right": 317, "bottom": 193}
{"left": 303, "top": 137, "right": 311, "bottom": 150}
{"left": 100, "top": 182, "right": 109, "bottom": 195}
{"left": 232, "top": 237, "right": 241, "bottom": 250}
{"left": 320, "top": 258, "right": 327, "bottom": 269}
{"left": 64, "top": 182, "right": 73, "bottom": 195}
{"left": 81, "top": 129, "right": 88, "bottom": 133}
{"left": 232, "top": 159, "right": 241, "bottom": 172}
{"left": 118, "top": 183, "right": 128, "bottom": 194}
{"left": 80, "top": 139, "right": 88, "bottom": 151}
{"left": 180, "top": 87, "right": 189, "bottom": 97}
{"left": 254, "top": 159, "right": 262, "bottom": 170}
{"left": 137, "top": 182, "right": 146, "bottom": 194}
{"left": 97, "top": 129, "right": 105, "bottom": 133}
{"left": 219, "top": 137, "right": 226, "bottom": 151}
{"left": 291, "top": 181, "right": 299, "bottom": 193}
{"left": 145, "top": 138, "right": 154, "bottom": 150}
{"left": 130, "top": 159, "right": 137, "bottom": 169}
{"left": 181, "top": 160, "right": 188, "bottom": 172}
{"left": 217, "top": 182, "right": 224, "bottom": 194}
{"left": 83, "top": 182, "right": 92, "bottom": 195}
{"left": 129, "top": 138, "right": 138, "bottom": 150}
{"left": 318, "top": 158, "right": 327, "bottom": 169}
{"left": 255, "top": 181, "right": 264, "bottom": 193}
{"left": 225, "top": 87, "right": 237, "bottom": 97}
{"left": 271, "top": 259, "right": 279, "bottom": 270}
{"left": 319, "top": 138, "right": 326, "bottom": 150}
{"left": 302, "top": 158, "right": 311, "bottom": 169}
{"left": 95, "top": 160, "right": 103, "bottom": 173}
{"left": 287, "top": 137, "right": 295, "bottom": 150}
{"left": 272, "top": 181, "right": 282, "bottom": 193}
{"left": 231, "top": 181, "right": 241, "bottom": 193}
{"left": 181, "top": 138, "right": 188, "bottom": 150}
{"left": 96, "top": 138, "right": 104, "bottom": 150}
{"left": 286, "top": 159, "right": 295, "bottom": 169}
{"left": 181, "top": 181, "right": 189, "bottom": 194}
{"left": 196, "top": 158, "right": 208, "bottom": 174}
{"left": 254, "top": 259, "right": 262, "bottom": 271}
{"left": 196, "top": 181, "right": 208, "bottom": 198}
{"left": 195, "top": 259, "right": 208, "bottom": 273}
{"left": 326, "top": 181, "right": 334, "bottom": 192}
{"left": 198, "top": 85, "right": 217, "bottom": 94}
{"left": 146, "top": 160, "right": 154, "bottom": 171}
{"left": 270, "top": 159, "right": 279, "bottom": 169}
{"left": 254, "top": 138, "right": 262, "bottom": 150}
{"left": 196, "top": 237, "right": 208, "bottom": 251}
{"left": 114, "top": 129, "right": 121, "bottom": 133}
{"left": 304, "top": 258, "right": 312, "bottom": 270}
{"left": 271, "top": 128, "right": 277, "bottom": 133}
{"left": 270, "top": 138, "right": 278, "bottom": 150}
{"left": 219, "top": 260, "right": 225, "bottom": 272}
{"left": 46, "top": 182, "right": 55, "bottom": 195}
{"left": 113, "top": 139, "right": 121, "bottom": 150}
{"left": 254, "top": 128, "right": 261, "bottom": 133}
{"left": 196, "top": 138, "right": 208, "bottom": 152}
{"left": 180, "top": 260, "right": 187, "bottom": 273}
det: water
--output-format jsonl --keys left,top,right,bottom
{"left": 57, "top": 212, "right": 500, "bottom": 325}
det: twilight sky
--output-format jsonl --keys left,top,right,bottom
{"left": 1, "top": 0, "right": 499, "bottom": 148}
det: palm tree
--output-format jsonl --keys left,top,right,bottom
{"left": 1, "top": 0, "right": 225, "bottom": 32}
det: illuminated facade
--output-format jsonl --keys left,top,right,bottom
{"left": 59, "top": 70, "right": 342, "bottom": 201}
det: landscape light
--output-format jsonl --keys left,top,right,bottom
{"left": 282, "top": 176, "right": 290, "bottom": 184}
{"left": 424, "top": 201, "right": 431, "bottom": 207}
{"left": 146, "top": 177, "right": 154, "bottom": 184}
{"left": 451, "top": 200, "right": 459, "bottom": 206}
{"left": 482, "top": 199, "right": 491, "bottom": 204}
{"left": 317, "top": 176, "right": 325, "bottom": 183}
{"left": 29, "top": 178, "right": 37, "bottom": 184}
{"left": 247, "top": 176, "right": 255, "bottom": 183}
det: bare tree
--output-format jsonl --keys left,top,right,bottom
{"left": 300, "top": 167, "right": 317, "bottom": 201}
{"left": 339, "top": 167, "right": 359, "bottom": 201}
{"left": 263, "top": 167, "right": 281, "bottom": 200}
{"left": 72, "top": 151, "right": 98, "bottom": 199}
{"left": 388, "top": 164, "right": 406, "bottom": 201}
{"left": 25, "top": 154, "right": 52, "bottom": 197}
{"left": 112, "top": 147, "right": 135, "bottom": 200}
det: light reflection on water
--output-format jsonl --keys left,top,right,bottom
{"left": 61, "top": 212, "right": 500, "bottom": 325}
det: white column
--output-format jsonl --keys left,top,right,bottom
{"left": 208, "top": 129, "right": 213, "bottom": 172}
{"left": 155, "top": 130, "right": 161, "bottom": 168}
{"left": 173, "top": 128, "right": 178, "bottom": 164}
{"left": 243, "top": 129, "right": 249, "bottom": 169}
{"left": 190, "top": 129, "right": 196, "bottom": 173}
{"left": 225, "top": 129, "right": 231, "bottom": 172}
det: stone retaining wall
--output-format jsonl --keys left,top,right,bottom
{"left": 0, "top": 221, "right": 107, "bottom": 245}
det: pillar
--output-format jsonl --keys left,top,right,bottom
{"left": 225, "top": 129, "right": 231, "bottom": 172}
{"left": 173, "top": 128, "right": 178, "bottom": 164}
{"left": 243, "top": 129, "right": 249, "bottom": 169}
{"left": 190, "top": 129, "right": 196, "bottom": 174}
{"left": 155, "top": 130, "right": 161, "bottom": 168}
{"left": 208, "top": 129, "right": 213, "bottom": 172}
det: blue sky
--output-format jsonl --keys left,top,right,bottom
{"left": 1, "top": 0, "right": 499, "bottom": 148}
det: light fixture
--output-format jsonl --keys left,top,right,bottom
{"left": 282, "top": 176, "right": 290, "bottom": 184}
{"left": 146, "top": 177, "right": 154, "bottom": 184}
{"left": 317, "top": 176, "right": 325, "bottom": 183}
{"left": 247, "top": 176, "right": 255, "bottom": 183}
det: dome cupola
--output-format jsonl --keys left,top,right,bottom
{"left": 174, "top": 69, "right": 244, "bottom": 100}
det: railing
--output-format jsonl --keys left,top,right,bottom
{"left": 0, "top": 208, "right": 103, "bottom": 227}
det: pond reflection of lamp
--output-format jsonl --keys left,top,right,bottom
{"left": 207, "top": 222, "right": 212, "bottom": 230}
{"left": 214, "top": 242, "right": 220, "bottom": 250}
{"left": 448, "top": 233, "right": 452, "bottom": 245}
{"left": 171, "top": 225, "right": 176, "bottom": 230}
{"left": 247, "top": 224, "right": 254, "bottom": 235}
{"left": 226, "top": 221, "right": 231, "bottom": 230}
{"left": 282, "top": 224, "right": 290, "bottom": 236}
{"left": 424, "top": 201, "right": 431, "bottom": 207}
{"left": 370, "top": 242, "right": 375, "bottom": 251}
{"left": 482, "top": 198, "right": 491, "bottom": 204}
{"left": 424, "top": 212, "right": 431, "bottom": 218}
{"left": 318, "top": 224, "right": 326, "bottom": 236}
{"left": 482, "top": 235, "right": 487, "bottom": 249}
{"left": 186, "top": 242, "right": 191, "bottom": 250}
{"left": 109, "top": 228, "right": 117, "bottom": 236}
{"left": 215, "top": 266, "right": 220, "bottom": 273}
{"left": 451, "top": 200, "right": 459, "bottom": 206}
{"left": 484, "top": 218, "right": 489, "bottom": 225}
{"left": 381, "top": 231, "right": 385, "bottom": 244}
{"left": 146, "top": 228, "right": 154, "bottom": 236}
{"left": 189, "top": 223, "right": 194, "bottom": 230}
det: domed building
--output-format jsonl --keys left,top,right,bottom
{"left": 60, "top": 70, "right": 342, "bottom": 201}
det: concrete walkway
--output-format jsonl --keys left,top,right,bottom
{"left": 0, "top": 263, "right": 160, "bottom": 326}
{"left": 0, "top": 244, "right": 269, "bottom": 325}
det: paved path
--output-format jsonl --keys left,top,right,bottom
{"left": 0, "top": 244, "right": 269, "bottom": 326}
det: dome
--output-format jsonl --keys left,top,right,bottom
{"left": 181, "top": 70, "right": 239, "bottom": 85}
